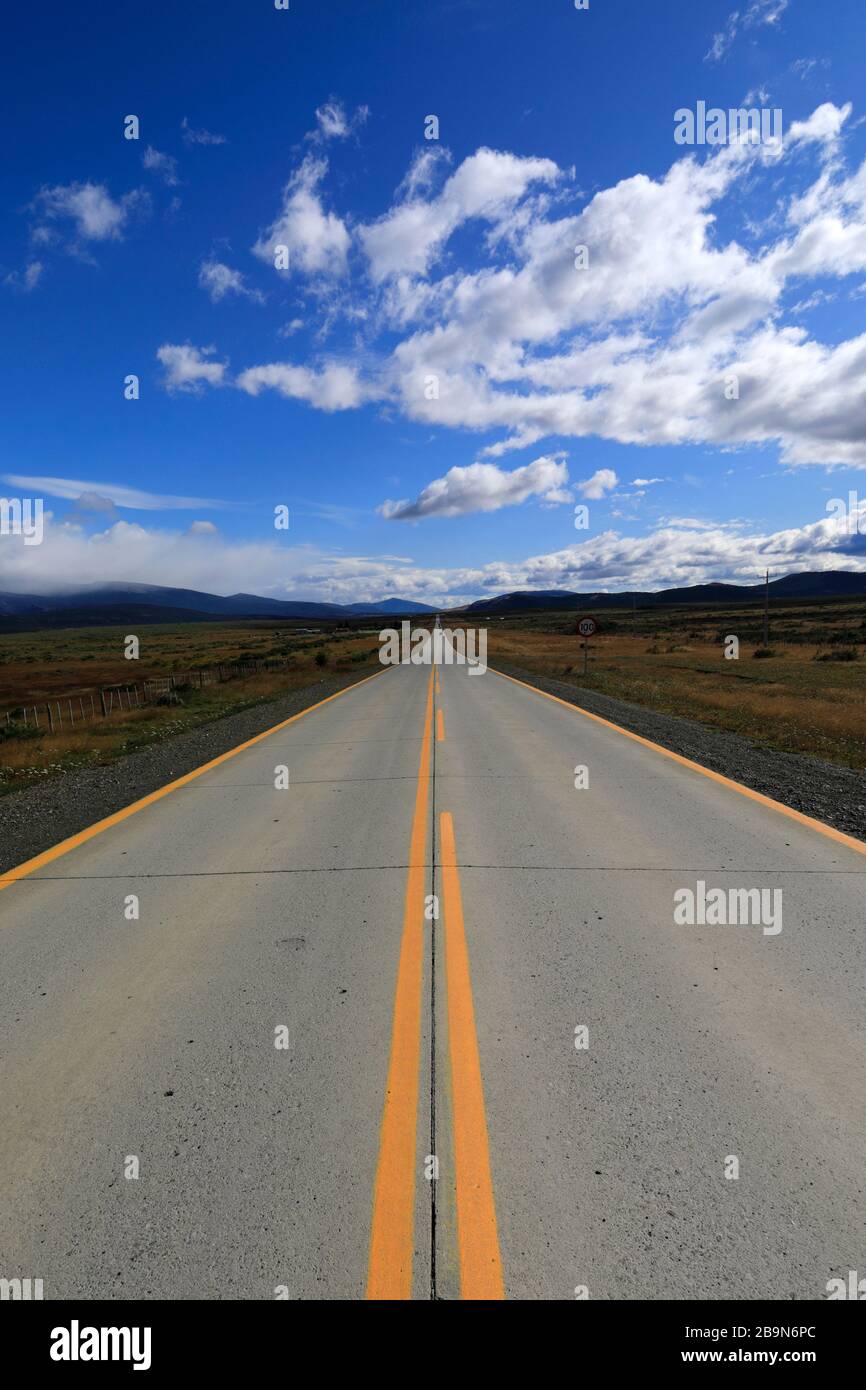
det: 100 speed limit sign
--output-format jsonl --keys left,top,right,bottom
{"left": 577, "top": 617, "right": 597, "bottom": 637}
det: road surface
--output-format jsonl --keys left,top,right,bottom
{"left": 1, "top": 657, "right": 864, "bottom": 1300}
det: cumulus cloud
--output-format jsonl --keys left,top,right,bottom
{"left": 2, "top": 504, "right": 864, "bottom": 608}
{"left": 359, "top": 146, "right": 560, "bottom": 282}
{"left": 33, "top": 181, "right": 145, "bottom": 246}
{"left": 158, "top": 101, "right": 866, "bottom": 474}
{"left": 787, "top": 102, "right": 852, "bottom": 146}
{"left": 379, "top": 455, "right": 570, "bottom": 521}
{"left": 235, "top": 360, "right": 367, "bottom": 410}
{"left": 156, "top": 343, "right": 228, "bottom": 393}
{"left": 199, "top": 260, "right": 265, "bottom": 304}
{"left": 252, "top": 155, "right": 350, "bottom": 278}
{"left": 577, "top": 469, "right": 618, "bottom": 500}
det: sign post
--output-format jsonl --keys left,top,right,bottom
{"left": 576, "top": 616, "right": 597, "bottom": 676}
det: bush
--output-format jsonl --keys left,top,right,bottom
{"left": 816, "top": 648, "right": 860, "bottom": 662}
{"left": 314, "top": 650, "right": 328, "bottom": 667}
{"left": 0, "top": 721, "right": 42, "bottom": 741}
{"left": 752, "top": 647, "right": 777, "bottom": 658}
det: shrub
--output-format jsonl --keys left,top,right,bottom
{"left": 752, "top": 647, "right": 777, "bottom": 658}
{"left": 314, "top": 650, "right": 329, "bottom": 667}
{"left": 816, "top": 648, "right": 860, "bottom": 662}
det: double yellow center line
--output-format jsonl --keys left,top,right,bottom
{"left": 365, "top": 666, "right": 503, "bottom": 1300}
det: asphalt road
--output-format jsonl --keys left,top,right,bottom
{"left": 1, "top": 656, "right": 864, "bottom": 1301}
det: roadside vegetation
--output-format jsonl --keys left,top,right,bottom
{"left": 477, "top": 598, "right": 866, "bottom": 770}
{"left": 0, "top": 620, "right": 381, "bottom": 791}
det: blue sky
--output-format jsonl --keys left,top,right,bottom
{"left": 2, "top": 0, "right": 866, "bottom": 603}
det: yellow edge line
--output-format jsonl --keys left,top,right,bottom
{"left": 439, "top": 811, "right": 504, "bottom": 1300}
{"left": 0, "top": 667, "right": 391, "bottom": 892}
{"left": 366, "top": 665, "right": 434, "bottom": 1299}
{"left": 489, "top": 666, "right": 866, "bottom": 859}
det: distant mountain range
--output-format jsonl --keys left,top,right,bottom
{"left": 0, "top": 583, "right": 436, "bottom": 628}
{"left": 1, "top": 572, "right": 864, "bottom": 631}
{"left": 462, "top": 571, "right": 866, "bottom": 614}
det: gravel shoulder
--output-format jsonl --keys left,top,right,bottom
{"left": 492, "top": 660, "right": 866, "bottom": 845}
{"left": 3, "top": 659, "right": 865, "bottom": 876}
{"left": 0, "top": 669, "right": 379, "bottom": 876}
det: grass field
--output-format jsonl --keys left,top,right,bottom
{"left": 479, "top": 598, "right": 866, "bottom": 770}
{"left": 0, "top": 620, "right": 381, "bottom": 791}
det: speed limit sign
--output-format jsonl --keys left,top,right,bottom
{"left": 577, "top": 617, "right": 597, "bottom": 637}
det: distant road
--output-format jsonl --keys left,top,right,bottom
{"left": 1, "top": 659, "right": 864, "bottom": 1300}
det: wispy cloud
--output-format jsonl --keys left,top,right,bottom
{"left": 181, "top": 116, "right": 227, "bottom": 147}
{"left": 199, "top": 260, "right": 265, "bottom": 304}
{"left": 1, "top": 473, "right": 229, "bottom": 511}
{"left": 3, "top": 260, "right": 43, "bottom": 292}
{"left": 705, "top": 0, "right": 790, "bottom": 64}
{"left": 143, "top": 146, "right": 180, "bottom": 186}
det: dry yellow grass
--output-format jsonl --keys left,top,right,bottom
{"left": 0, "top": 623, "right": 380, "bottom": 789}
{"left": 484, "top": 625, "right": 866, "bottom": 769}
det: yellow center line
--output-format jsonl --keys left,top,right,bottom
{"left": 439, "top": 811, "right": 505, "bottom": 1301}
{"left": 365, "top": 666, "right": 434, "bottom": 1299}
{"left": 0, "top": 667, "right": 392, "bottom": 895}
{"left": 488, "top": 666, "right": 866, "bottom": 857}
{"left": 437, "top": 708, "right": 445, "bottom": 742}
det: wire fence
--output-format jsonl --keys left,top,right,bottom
{"left": 2, "top": 658, "right": 292, "bottom": 737}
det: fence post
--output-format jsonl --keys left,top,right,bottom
{"left": 47, "top": 704, "right": 54, "bottom": 733}
{"left": 100, "top": 688, "right": 107, "bottom": 717}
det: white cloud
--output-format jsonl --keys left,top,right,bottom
{"left": 787, "top": 101, "right": 852, "bottom": 146}
{"left": 577, "top": 469, "right": 618, "bottom": 500}
{"left": 359, "top": 147, "right": 561, "bottom": 282}
{"left": 2, "top": 473, "right": 228, "bottom": 510}
{"left": 143, "top": 146, "right": 180, "bottom": 186}
{"left": 235, "top": 360, "right": 367, "bottom": 411}
{"left": 706, "top": 0, "right": 789, "bottom": 63}
{"left": 4, "top": 260, "right": 42, "bottom": 292}
{"left": 2, "top": 504, "right": 863, "bottom": 608}
{"left": 181, "top": 117, "right": 227, "bottom": 147}
{"left": 160, "top": 102, "right": 866, "bottom": 474}
{"left": 199, "top": 260, "right": 265, "bottom": 304}
{"left": 309, "top": 100, "right": 369, "bottom": 143}
{"left": 252, "top": 155, "right": 350, "bottom": 278}
{"left": 156, "top": 343, "right": 228, "bottom": 393}
{"left": 33, "top": 181, "right": 144, "bottom": 244}
{"left": 379, "top": 454, "right": 570, "bottom": 521}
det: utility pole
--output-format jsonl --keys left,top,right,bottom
{"left": 763, "top": 569, "right": 770, "bottom": 647}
